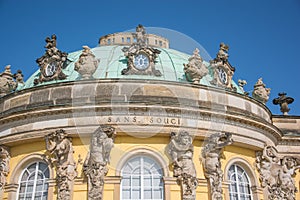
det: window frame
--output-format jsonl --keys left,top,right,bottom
{"left": 116, "top": 148, "right": 169, "bottom": 200}
{"left": 224, "top": 158, "right": 260, "bottom": 200}
{"left": 120, "top": 155, "right": 164, "bottom": 200}
{"left": 228, "top": 164, "right": 252, "bottom": 200}
{"left": 16, "top": 161, "right": 50, "bottom": 200}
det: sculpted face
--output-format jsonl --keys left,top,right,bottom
{"left": 181, "top": 135, "right": 191, "bottom": 145}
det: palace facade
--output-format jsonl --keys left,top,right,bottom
{"left": 0, "top": 25, "right": 299, "bottom": 200}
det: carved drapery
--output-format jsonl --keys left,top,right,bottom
{"left": 184, "top": 48, "right": 208, "bottom": 84}
{"left": 256, "top": 145, "right": 300, "bottom": 200}
{"left": 45, "top": 129, "right": 77, "bottom": 200}
{"left": 200, "top": 133, "right": 233, "bottom": 200}
{"left": 166, "top": 131, "right": 198, "bottom": 200}
{"left": 83, "top": 125, "right": 116, "bottom": 200}
{"left": 0, "top": 146, "right": 10, "bottom": 189}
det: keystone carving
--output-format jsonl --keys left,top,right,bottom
{"left": 75, "top": 46, "right": 99, "bottom": 79}
{"left": 166, "top": 131, "right": 198, "bottom": 200}
{"left": 0, "top": 146, "right": 10, "bottom": 189}
{"left": 83, "top": 125, "right": 116, "bottom": 200}
{"left": 252, "top": 78, "right": 271, "bottom": 104}
{"left": 0, "top": 65, "right": 17, "bottom": 97}
{"left": 35, "top": 34, "right": 67, "bottom": 85}
{"left": 121, "top": 24, "right": 162, "bottom": 76}
{"left": 184, "top": 48, "right": 208, "bottom": 84}
{"left": 273, "top": 92, "right": 294, "bottom": 115}
{"left": 45, "top": 129, "right": 77, "bottom": 200}
{"left": 256, "top": 145, "right": 300, "bottom": 200}
{"left": 209, "top": 43, "right": 235, "bottom": 90}
{"left": 201, "top": 133, "right": 233, "bottom": 200}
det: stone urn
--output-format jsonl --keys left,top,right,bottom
{"left": 75, "top": 46, "right": 99, "bottom": 79}
{"left": 0, "top": 65, "right": 17, "bottom": 97}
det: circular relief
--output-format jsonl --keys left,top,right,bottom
{"left": 133, "top": 53, "right": 150, "bottom": 70}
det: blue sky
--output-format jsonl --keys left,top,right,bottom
{"left": 0, "top": 0, "right": 299, "bottom": 115}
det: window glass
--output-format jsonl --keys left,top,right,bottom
{"left": 121, "top": 156, "right": 164, "bottom": 200}
{"left": 228, "top": 164, "right": 253, "bottom": 200}
{"left": 17, "top": 161, "right": 50, "bottom": 200}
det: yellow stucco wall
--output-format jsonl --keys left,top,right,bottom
{"left": 4, "top": 135, "right": 299, "bottom": 200}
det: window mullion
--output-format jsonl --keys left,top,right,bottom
{"left": 141, "top": 156, "right": 144, "bottom": 200}
{"left": 31, "top": 162, "right": 39, "bottom": 200}
{"left": 235, "top": 165, "right": 241, "bottom": 200}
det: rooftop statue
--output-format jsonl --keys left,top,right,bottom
{"left": 0, "top": 65, "right": 17, "bottom": 97}
{"left": 238, "top": 79, "right": 248, "bottom": 95}
{"left": 166, "top": 131, "right": 198, "bottom": 200}
{"left": 75, "top": 46, "right": 100, "bottom": 79}
{"left": 252, "top": 78, "right": 271, "bottom": 104}
{"left": 122, "top": 24, "right": 162, "bottom": 76}
{"left": 209, "top": 43, "right": 235, "bottom": 90}
{"left": 35, "top": 34, "right": 68, "bottom": 85}
{"left": 184, "top": 48, "right": 209, "bottom": 84}
{"left": 273, "top": 92, "right": 294, "bottom": 115}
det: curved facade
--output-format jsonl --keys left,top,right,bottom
{"left": 0, "top": 25, "right": 299, "bottom": 200}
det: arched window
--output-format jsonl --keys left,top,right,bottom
{"left": 121, "top": 156, "right": 164, "bottom": 200}
{"left": 228, "top": 164, "right": 253, "bottom": 200}
{"left": 16, "top": 161, "right": 50, "bottom": 200}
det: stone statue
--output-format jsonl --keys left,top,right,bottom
{"left": 238, "top": 79, "right": 248, "bottom": 95}
{"left": 166, "top": 131, "right": 198, "bottom": 200}
{"left": 13, "top": 70, "right": 24, "bottom": 84}
{"left": 209, "top": 43, "right": 235, "bottom": 90}
{"left": 35, "top": 34, "right": 68, "bottom": 85}
{"left": 183, "top": 48, "right": 209, "bottom": 84}
{"left": 201, "top": 133, "right": 233, "bottom": 200}
{"left": 0, "top": 146, "right": 10, "bottom": 189}
{"left": 252, "top": 78, "right": 271, "bottom": 104}
{"left": 0, "top": 65, "right": 17, "bottom": 97}
{"left": 121, "top": 24, "right": 162, "bottom": 76}
{"left": 256, "top": 145, "right": 300, "bottom": 200}
{"left": 273, "top": 92, "right": 294, "bottom": 115}
{"left": 133, "top": 24, "right": 147, "bottom": 48}
{"left": 83, "top": 125, "right": 116, "bottom": 200}
{"left": 216, "top": 43, "right": 229, "bottom": 62}
{"left": 45, "top": 129, "right": 77, "bottom": 200}
{"left": 75, "top": 46, "right": 99, "bottom": 79}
